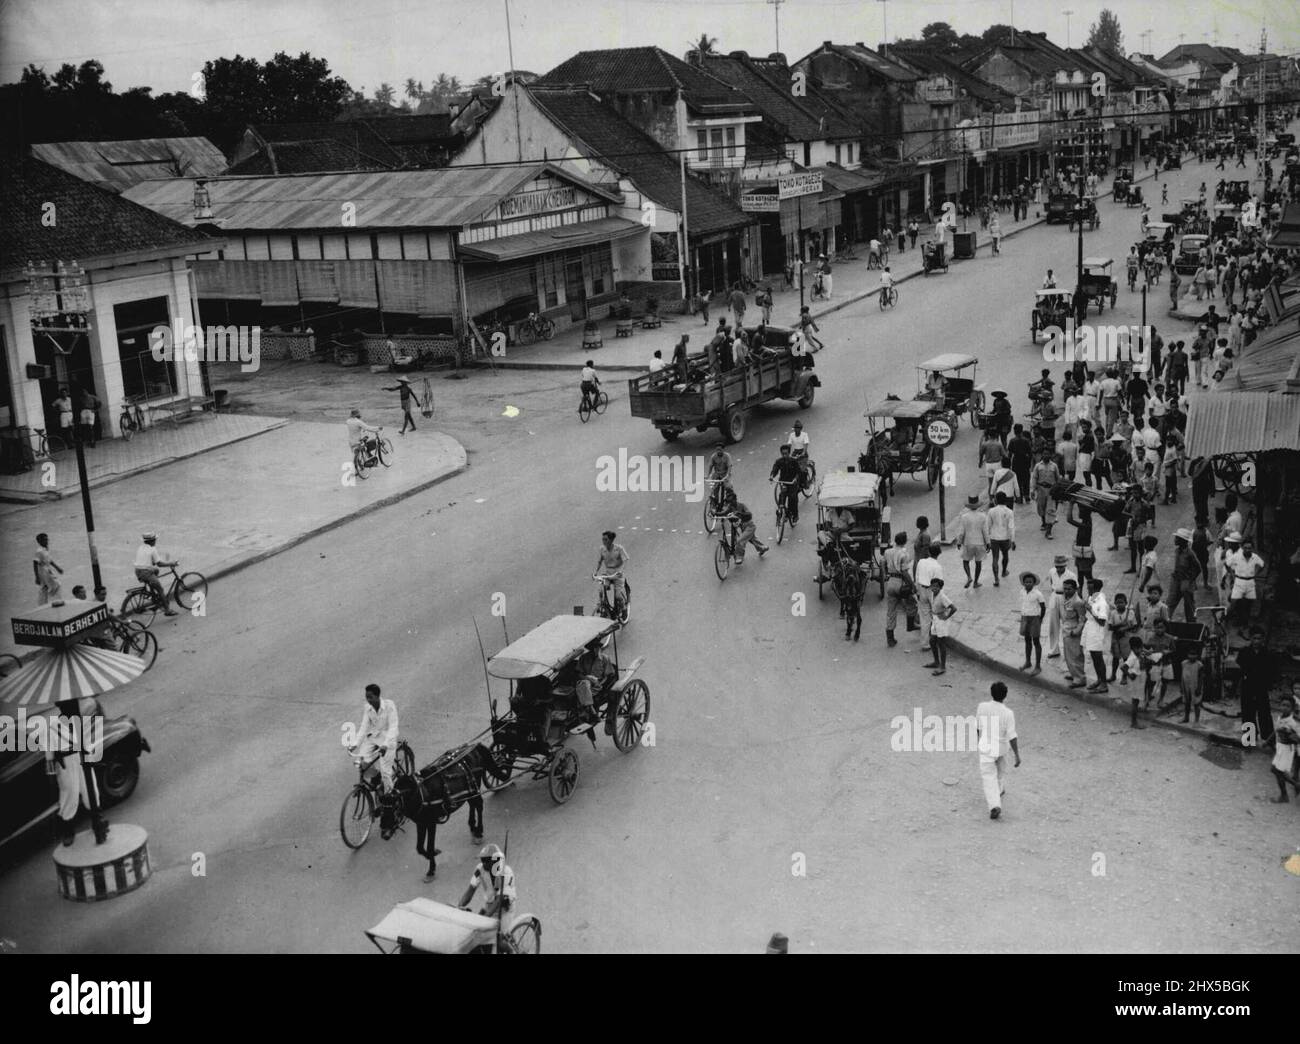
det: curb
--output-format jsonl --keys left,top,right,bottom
{"left": 0, "top": 419, "right": 291, "bottom": 505}
{"left": 475, "top": 360, "right": 646, "bottom": 374}
{"left": 946, "top": 632, "right": 1247, "bottom": 749}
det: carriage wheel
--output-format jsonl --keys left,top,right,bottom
{"left": 547, "top": 749, "right": 580, "bottom": 804}
{"left": 488, "top": 740, "right": 515, "bottom": 785}
{"left": 612, "top": 680, "right": 650, "bottom": 752}
{"left": 504, "top": 916, "right": 542, "bottom": 954}
{"left": 340, "top": 785, "right": 375, "bottom": 849}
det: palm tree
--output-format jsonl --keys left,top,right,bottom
{"left": 404, "top": 77, "right": 422, "bottom": 102}
{"left": 430, "top": 73, "right": 463, "bottom": 101}
{"left": 374, "top": 82, "right": 396, "bottom": 106}
{"left": 688, "top": 33, "right": 719, "bottom": 58}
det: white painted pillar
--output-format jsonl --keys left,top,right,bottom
{"left": 5, "top": 298, "right": 45, "bottom": 430}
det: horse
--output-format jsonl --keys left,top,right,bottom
{"left": 405, "top": 743, "right": 509, "bottom": 879}
{"left": 829, "top": 552, "right": 866, "bottom": 641}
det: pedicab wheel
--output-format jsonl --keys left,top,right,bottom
{"left": 120, "top": 627, "right": 158, "bottom": 670}
{"left": 340, "top": 785, "right": 376, "bottom": 849}
{"left": 926, "top": 457, "right": 940, "bottom": 489}
{"left": 120, "top": 589, "right": 157, "bottom": 628}
{"left": 547, "top": 749, "right": 579, "bottom": 804}
{"left": 612, "top": 679, "right": 650, "bottom": 752}
{"left": 594, "top": 391, "right": 609, "bottom": 415}
{"left": 714, "top": 539, "right": 731, "bottom": 581}
{"left": 377, "top": 437, "right": 394, "bottom": 467}
{"left": 578, "top": 397, "right": 592, "bottom": 423}
{"left": 722, "top": 407, "right": 746, "bottom": 444}
{"left": 174, "top": 571, "right": 208, "bottom": 612}
{"left": 504, "top": 916, "right": 542, "bottom": 953}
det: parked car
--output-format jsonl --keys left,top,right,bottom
{"left": 0, "top": 699, "right": 149, "bottom": 848}
{"left": 1174, "top": 234, "right": 1209, "bottom": 276}
{"left": 1045, "top": 194, "right": 1074, "bottom": 224}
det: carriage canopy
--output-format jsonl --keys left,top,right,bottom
{"left": 864, "top": 398, "right": 936, "bottom": 421}
{"left": 916, "top": 353, "right": 978, "bottom": 374}
{"left": 487, "top": 615, "right": 617, "bottom": 679}
{"left": 816, "top": 470, "right": 882, "bottom": 509}
{"left": 366, "top": 897, "right": 497, "bottom": 954}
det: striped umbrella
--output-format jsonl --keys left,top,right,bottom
{"left": 0, "top": 644, "right": 146, "bottom": 710}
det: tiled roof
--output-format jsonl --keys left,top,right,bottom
{"left": 803, "top": 43, "right": 918, "bottom": 84}
{"left": 225, "top": 139, "right": 394, "bottom": 175}
{"left": 0, "top": 156, "right": 214, "bottom": 279}
{"left": 883, "top": 45, "right": 1019, "bottom": 107}
{"left": 527, "top": 88, "right": 753, "bottom": 236}
{"left": 121, "top": 163, "right": 620, "bottom": 232}
{"left": 698, "top": 53, "right": 860, "bottom": 140}
{"left": 539, "top": 47, "right": 750, "bottom": 109}
{"left": 29, "top": 137, "right": 228, "bottom": 193}
{"left": 1157, "top": 44, "right": 1238, "bottom": 70}
{"left": 365, "top": 114, "right": 455, "bottom": 144}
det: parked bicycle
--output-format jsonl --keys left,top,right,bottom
{"left": 516, "top": 312, "right": 556, "bottom": 345}
{"left": 353, "top": 429, "right": 393, "bottom": 479}
{"left": 339, "top": 738, "right": 416, "bottom": 849}
{"left": 773, "top": 478, "right": 799, "bottom": 544}
{"left": 879, "top": 285, "right": 899, "bottom": 310}
{"left": 87, "top": 615, "right": 158, "bottom": 670}
{"left": 578, "top": 387, "right": 609, "bottom": 423}
{"left": 120, "top": 562, "right": 209, "bottom": 625}
{"left": 119, "top": 399, "right": 147, "bottom": 440}
{"left": 1194, "top": 604, "right": 1232, "bottom": 707}
{"left": 26, "top": 427, "right": 67, "bottom": 465}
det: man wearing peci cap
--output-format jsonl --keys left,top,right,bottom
{"left": 955, "top": 494, "right": 991, "bottom": 588}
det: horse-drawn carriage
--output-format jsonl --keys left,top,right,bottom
{"left": 1125, "top": 184, "right": 1144, "bottom": 208}
{"left": 815, "top": 469, "right": 889, "bottom": 640}
{"left": 485, "top": 615, "right": 649, "bottom": 804}
{"left": 1068, "top": 195, "right": 1101, "bottom": 231}
{"left": 1112, "top": 167, "right": 1133, "bottom": 203}
{"left": 366, "top": 896, "right": 541, "bottom": 954}
{"left": 915, "top": 353, "right": 983, "bottom": 426}
{"left": 861, "top": 398, "right": 946, "bottom": 493}
{"left": 1077, "top": 257, "right": 1118, "bottom": 313}
{"left": 1031, "top": 287, "right": 1074, "bottom": 340}
{"left": 922, "top": 240, "right": 950, "bottom": 274}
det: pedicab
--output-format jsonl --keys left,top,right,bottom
{"left": 1077, "top": 257, "right": 1118, "bottom": 313}
{"left": 921, "top": 240, "right": 949, "bottom": 274}
{"left": 1112, "top": 170, "right": 1132, "bottom": 203}
{"left": 365, "top": 896, "right": 542, "bottom": 954}
{"left": 1031, "top": 287, "right": 1074, "bottom": 340}
{"left": 915, "top": 353, "right": 983, "bottom": 426}
{"left": 1211, "top": 203, "right": 1239, "bottom": 236}
{"left": 1068, "top": 195, "right": 1101, "bottom": 231}
{"left": 483, "top": 614, "right": 649, "bottom": 804}
{"left": 814, "top": 468, "right": 889, "bottom": 602}
{"left": 861, "top": 397, "right": 946, "bottom": 494}
{"left": 1125, "top": 184, "right": 1144, "bottom": 208}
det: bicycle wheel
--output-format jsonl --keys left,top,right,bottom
{"left": 801, "top": 463, "right": 816, "bottom": 499}
{"left": 120, "top": 628, "right": 158, "bottom": 671}
{"left": 714, "top": 539, "right": 731, "bottom": 581}
{"left": 776, "top": 508, "right": 787, "bottom": 545}
{"left": 340, "top": 785, "right": 376, "bottom": 849}
{"left": 0, "top": 653, "right": 22, "bottom": 678}
{"left": 352, "top": 447, "right": 370, "bottom": 480}
{"left": 518, "top": 323, "right": 537, "bottom": 346}
{"left": 120, "top": 589, "right": 157, "bottom": 628}
{"left": 43, "top": 434, "right": 68, "bottom": 462}
{"left": 377, "top": 438, "right": 393, "bottom": 468}
{"left": 539, "top": 318, "right": 555, "bottom": 341}
{"left": 505, "top": 916, "right": 542, "bottom": 954}
{"left": 173, "top": 571, "right": 208, "bottom": 612}
{"left": 578, "top": 397, "right": 592, "bottom": 423}
{"left": 119, "top": 413, "right": 136, "bottom": 440}
{"left": 594, "top": 391, "right": 609, "bottom": 415}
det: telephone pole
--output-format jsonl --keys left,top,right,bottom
{"left": 878, "top": 0, "right": 888, "bottom": 46}
{"left": 1062, "top": 9, "right": 1074, "bottom": 48}
{"left": 1256, "top": 28, "right": 1267, "bottom": 185}
{"left": 767, "top": 0, "right": 783, "bottom": 53}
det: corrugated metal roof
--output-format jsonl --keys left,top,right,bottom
{"left": 30, "top": 138, "right": 228, "bottom": 193}
{"left": 1225, "top": 324, "right": 1300, "bottom": 390}
{"left": 458, "top": 217, "right": 643, "bottom": 261}
{"left": 813, "top": 165, "right": 886, "bottom": 193}
{"left": 1184, "top": 390, "right": 1300, "bottom": 457}
{"left": 121, "top": 163, "right": 621, "bottom": 232}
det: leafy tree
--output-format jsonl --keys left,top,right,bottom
{"left": 981, "top": 24, "right": 1016, "bottom": 46}
{"left": 1087, "top": 9, "right": 1123, "bottom": 54}
{"left": 373, "top": 82, "right": 396, "bottom": 105}
{"left": 404, "top": 78, "right": 424, "bottom": 102}
{"left": 920, "top": 22, "right": 959, "bottom": 49}
{"left": 685, "top": 33, "right": 719, "bottom": 62}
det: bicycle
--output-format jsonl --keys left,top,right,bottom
{"left": 87, "top": 616, "right": 158, "bottom": 670}
{"left": 1194, "top": 604, "right": 1232, "bottom": 708}
{"left": 879, "top": 285, "right": 898, "bottom": 310}
{"left": 339, "top": 738, "right": 416, "bottom": 849}
{"left": 1127, "top": 262, "right": 1139, "bottom": 292}
{"left": 772, "top": 479, "right": 799, "bottom": 544}
{"left": 714, "top": 515, "right": 739, "bottom": 580}
{"left": 795, "top": 455, "right": 817, "bottom": 499}
{"left": 119, "top": 399, "right": 146, "bottom": 440}
{"left": 27, "top": 427, "right": 67, "bottom": 464}
{"left": 352, "top": 430, "right": 393, "bottom": 480}
{"left": 593, "top": 572, "right": 630, "bottom": 626}
{"left": 578, "top": 387, "right": 609, "bottom": 423}
{"left": 516, "top": 312, "right": 555, "bottom": 345}
{"left": 703, "top": 478, "right": 729, "bottom": 534}
{"left": 120, "top": 562, "right": 209, "bottom": 625}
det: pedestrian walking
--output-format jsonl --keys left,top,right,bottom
{"left": 1061, "top": 577, "right": 1088, "bottom": 688}
{"left": 78, "top": 387, "right": 101, "bottom": 447}
{"left": 975, "top": 681, "right": 1020, "bottom": 821}
{"left": 817, "top": 255, "right": 833, "bottom": 299}
{"left": 883, "top": 532, "right": 917, "bottom": 647}
{"left": 988, "top": 492, "right": 1015, "bottom": 586}
{"left": 926, "top": 577, "right": 956, "bottom": 676}
{"left": 1065, "top": 503, "right": 1095, "bottom": 583}
{"left": 1269, "top": 689, "right": 1300, "bottom": 803}
{"left": 729, "top": 285, "right": 747, "bottom": 327}
{"left": 979, "top": 430, "right": 1006, "bottom": 498}
{"left": 1032, "top": 449, "right": 1060, "bottom": 539}
{"left": 1008, "top": 424, "right": 1033, "bottom": 504}
{"left": 381, "top": 375, "right": 418, "bottom": 434}
{"left": 1168, "top": 268, "right": 1181, "bottom": 310}
{"left": 1083, "top": 577, "right": 1110, "bottom": 692}
{"left": 908, "top": 219, "right": 919, "bottom": 248}
{"left": 1019, "top": 571, "right": 1047, "bottom": 674}
{"left": 955, "top": 494, "right": 990, "bottom": 588}
{"left": 758, "top": 285, "right": 773, "bottom": 324}
{"left": 989, "top": 215, "right": 1002, "bottom": 255}
{"left": 797, "top": 307, "right": 823, "bottom": 351}
{"left": 696, "top": 289, "right": 710, "bottom": 325}
{"left": 33, "top": 532, "right": 64, "bottom": 605}
{"left": 1045, "top": 555, "right": 1077, "bottom": 658}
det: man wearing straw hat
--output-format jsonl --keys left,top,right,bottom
{"left": 1167, "top": 528, "right": 1201, "bottom": 623}
{"left": 381, "top": 375, "right": 419, "bottom": 434}
{"left": 955, "top": 494, "right": 991, "bottom": 588}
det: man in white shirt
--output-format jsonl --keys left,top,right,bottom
{"left": 915, "top": 545, "right": 943, "bottom": 652}
{"left": 346, "top": 408, "right": 378, "bottom": 453}
{"left": 134, "top": 532, "right": 179, "bottom": 616}
{"left": 987, "top": 493, "right": 1016, "bottom": 586}
{"left": 1098, "top": 372, "right": 1122, "bottom": 434}
{"left": 975, "top": 681, "right": 1021, "bottom": 820}
{"left": 648, "top": 350, "right": 667, "bottom": 373}
{"left": 1045, "top": 554, "right": 1078, "bottom": 658}
{"left": 458, "top": 843, "right": 517, "bottom": 918}
{"left": 348, "top": 683, "right": 399, "bottom": 793}
{"left": 1225, "top": 539, "right": 1266, "bottom": 631}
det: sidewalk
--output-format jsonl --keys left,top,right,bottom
{"left": 1, "top": 420, "right": 465, "bottom": 658}
{"left": 484, "top": 197, "right": 1061, "bottom": 372}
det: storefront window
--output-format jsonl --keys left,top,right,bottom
{"left": 582, "top": 245, "right": 613, "bottom": 296}
{"left": 115, "top": 297, "right": 173, "bottom": 400}
{"left": 697, "top": 130, "right": 709, "bottom": 164}
{"left": 537, "top": 254, "right": 561, "bottom": 308}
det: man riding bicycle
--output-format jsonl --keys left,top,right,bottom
{"left": 595, "top": 530, "right": 629, "bottom": 616}
{"left": 770, "top": 444, "right": 804, "bottom": 526}
{"left": 459, "top": 843, "right": 516, "bottom": 918}
{"left": 719, "top": 488, "right": 768, "bottom": 563}
{"left": 879, "top": 265, "right": 895, "bottom": 305}
{"left": 786, "top": 421, "right": 814, "bottom": 491}
{"left": 868, "top": 236, "right": 883, "bottom": 268}
{"left": 346, "top": 408, "right": 380, "bottom": 461}
{"left": 134, "top": 532, "right": 179, "bottom": 616}
{"left": 347, "top": 683, "right": 399, "bottom": 794}
{"left": 580, "top": 360, "right": 601, "bottom": 411}
{"left": 707, "top": 442, "right": 734, "bottom": 492}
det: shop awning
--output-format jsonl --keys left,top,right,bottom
{"left": 0, "top": 644, "right": 145, "bottom": 710}
{"left": 1269, "top": 202, "right": 1300, "bottom": 248}
{"left": 1184, "top": 390, "right": 1300, "bottom": 458}
{"left": 458, "top": 217, "right": 643, "bottom": 262}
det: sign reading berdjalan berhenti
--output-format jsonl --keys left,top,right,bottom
{"left": 11, "top": 603, "right": 110, "bottom": 647}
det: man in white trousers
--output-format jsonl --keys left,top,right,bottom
{"left": 976, "top": 681, "right": 1021, "bottom": 820}
{"left": 1045, "top": 555, "right": 1077, "bottom": 658}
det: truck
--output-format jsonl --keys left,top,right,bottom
{"left": 627, "top": 325, "right": 817, "bottom": 444}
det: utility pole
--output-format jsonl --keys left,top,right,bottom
{"left": 767, "top": 0, "right": 783, "bottom": 53}
{"left": 1256, "top": 27, "right": 1267, "bottom": 185}
{"left": 877, "top": 0, "right": 888, "bottom": 46}
{"left": 1063, "top": 8, "right": 1074, "bottom": 49}
{"left": 504, "top": 0, "right": 523, "bottom": 163}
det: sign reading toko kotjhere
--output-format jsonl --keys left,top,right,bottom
{"left": 11, "top": 603, "right": 109, "bottom": 647}
{"left": 777, "top": 172, "right": 823, "bottom": 200}
{"left": 740, "top": 193, "right": 781, "bottom": 213}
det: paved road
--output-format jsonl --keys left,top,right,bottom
{"left": 2, "top": 152, "right": 1295, "bottom": 954}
